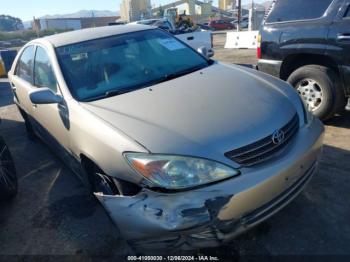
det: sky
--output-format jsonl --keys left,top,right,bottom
{"left": 1, "top": 0, "right": 266, "bottom": 21}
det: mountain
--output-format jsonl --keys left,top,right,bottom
{"left": 40, "top": 10, "right": 119, "bottom": 19}
{"left": 23, "top": 10, "right": 119, "bottom": 29}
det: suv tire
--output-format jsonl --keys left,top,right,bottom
{"left": 287, "top": 65, "right": 345, "bottom": 120}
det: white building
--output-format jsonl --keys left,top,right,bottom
{"left": 120, "top": 0, "right": 152, "bottom": 22}
{"left": 218, "top": 0, "right": 236, "bottom": 11}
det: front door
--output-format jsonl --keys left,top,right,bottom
{"left": 31, "top": 45, "right": 70, "bottom": 156}
{"left": 10, "top": 45, "right": 36, "bottom": 116}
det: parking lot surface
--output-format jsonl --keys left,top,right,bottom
{"left": 1, "top": 34, "right": 350, "bottom": 259}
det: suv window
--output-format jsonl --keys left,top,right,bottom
{"left": 16, "top": 45, "right": 35, "bottom": 84}
{"left": 345, "top": 6, "right": 350, "bottom": 18}
{"left": 266, "top": 0, "right": 333, "bottom": 23}
{"left": 34, "top": 46, "right": 57, "bottom": 92}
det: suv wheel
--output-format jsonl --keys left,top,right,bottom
{"left": 287, "top": 65, "right": 345, "bottom": 120}
{"left": 0, "top": 137, "right": 17, "bottom": 199}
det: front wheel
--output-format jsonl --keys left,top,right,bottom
{"left": 89, "top": 165, "right": 118, "bottom": 195}
{"left": 287, "top": 65, "right": 345, "bottom": 120}
{"left": 16, "top": 106, "right": 37, "bottom": 140}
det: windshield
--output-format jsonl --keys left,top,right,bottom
{"left": 56, "top": 29, "right": 209, "bottom": 101}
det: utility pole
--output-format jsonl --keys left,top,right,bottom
{"left": 237, "top": 0, "right": 241, "bottom": 31}
{"left": 251, "top": 0, "right": 254, "bottom": 31}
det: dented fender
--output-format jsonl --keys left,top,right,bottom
{"left": 96, "top": 189, "right": 234, "bottom": 242}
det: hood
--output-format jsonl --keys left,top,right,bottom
{"left": 81, "top": 63, "right": 297, "bottom": 165}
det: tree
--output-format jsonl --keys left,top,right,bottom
{"left": 0, "top": 15, "right": 24, "bottom": 32}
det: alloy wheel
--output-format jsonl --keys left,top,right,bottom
{"left": 296, "top": 79, "right": 323, "bottom": 112}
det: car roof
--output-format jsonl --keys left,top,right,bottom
{"left": 41, "top": 24, "right": 156, "bottom": 47}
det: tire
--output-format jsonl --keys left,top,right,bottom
{"left": 287, "top": 65, "right": 345, "bottom": 120}
{"left": 16, "top": 106, "right": 37, "bottom": 140}
{"left": 0, "top": 137, "right": 17, "bottom": 199}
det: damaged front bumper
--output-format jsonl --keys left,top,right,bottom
{"left": 96, "top": 119, "right": 324, "bottom": 250}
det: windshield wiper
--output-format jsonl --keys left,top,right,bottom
{"left": 104, "top": 87, "right": 135, "bottom": 98}
{"left": 170, "top": 64, "right": 207, "bottom": 78}
{"left": 81, "top": 87, "right": 136, "bottom": 102}
{"left": 152, "top": 63, "right": 209, "bottom": 85}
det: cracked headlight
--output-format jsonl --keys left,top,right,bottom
{"left": 124, "top": 153, "right": 240, "bottom": 190}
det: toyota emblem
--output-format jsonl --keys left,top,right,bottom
{"left": 272, "top": 129, "right": 285, "bottom": 145}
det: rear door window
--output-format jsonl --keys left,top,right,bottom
{"left": 266, "top": 0, "right": 333, "bottom": 23}
{"left": 16, "top": 45, "right": 35, "bottom": 84}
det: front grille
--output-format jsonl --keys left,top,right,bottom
{"left": 225, "top": 114, "right": 299, "bottom": 166}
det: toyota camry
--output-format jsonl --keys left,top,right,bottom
{"left": 8, "top": 25, "right": 324, "bottom": 251}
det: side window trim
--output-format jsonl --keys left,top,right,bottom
{"left": 15, "top": 45, "right": 36, "bottom": 85}
{"left": 265, "top": 0, "right": 335, "bottom": 25}
{"left": 343, "top": 4, "right": 350, "bottom": 19}
{"left": 33, "top": 45, "right": 41, "bottom": 88}
{"left": 33, "top": 44, "right": 60, "bottom": 94}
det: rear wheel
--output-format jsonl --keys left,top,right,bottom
{"left": 0, "top": 137, "right": 17, "bottom": 199}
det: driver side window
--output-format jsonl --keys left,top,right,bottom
{"left": 34, "top": 46, "right": 57, "bottom": 93}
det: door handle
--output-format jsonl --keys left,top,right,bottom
{"left": 187, "top": 36, "right": 194, "bottom": 41}
{"left": 10, "top": 83, "right": 16, "bottom": 91}
{"left": 11, "top": 86, "right": 19, "bottom": 102}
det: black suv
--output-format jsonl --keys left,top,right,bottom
{"left": 258, "top": 0, "right": 350, "bottom": 120}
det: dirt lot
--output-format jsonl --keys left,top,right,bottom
{"left": 212, "top": 32, "right": 258, "bottom": 65}
{"left": 0, "top": 34, "right": 350, "bottom": 260}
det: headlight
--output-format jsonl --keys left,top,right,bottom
{"left": 124, "top": 153, "right": 240, "bottom": 190}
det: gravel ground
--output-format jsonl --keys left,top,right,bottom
{"left": 0, "top": 34, "right": 349, "bottom": 261}
{"left": 213, "top": 33, "right": 258, "bottom": 65}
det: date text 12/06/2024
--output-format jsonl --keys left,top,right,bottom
{"left": 127, "top": 256, "right": 220, "bottom": 261}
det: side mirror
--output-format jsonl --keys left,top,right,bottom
{"left": 197, "top": 46, "right": 209, "bottom": 58}
{"left": 29, "top": 88, "right": 63, "bottom": 105}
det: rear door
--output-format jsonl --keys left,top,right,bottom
{"left": 263, "top": 0, "right": 335, "bottom": 61}
{"left": 327, "top": 0, "right": 350, "bottom": 94}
